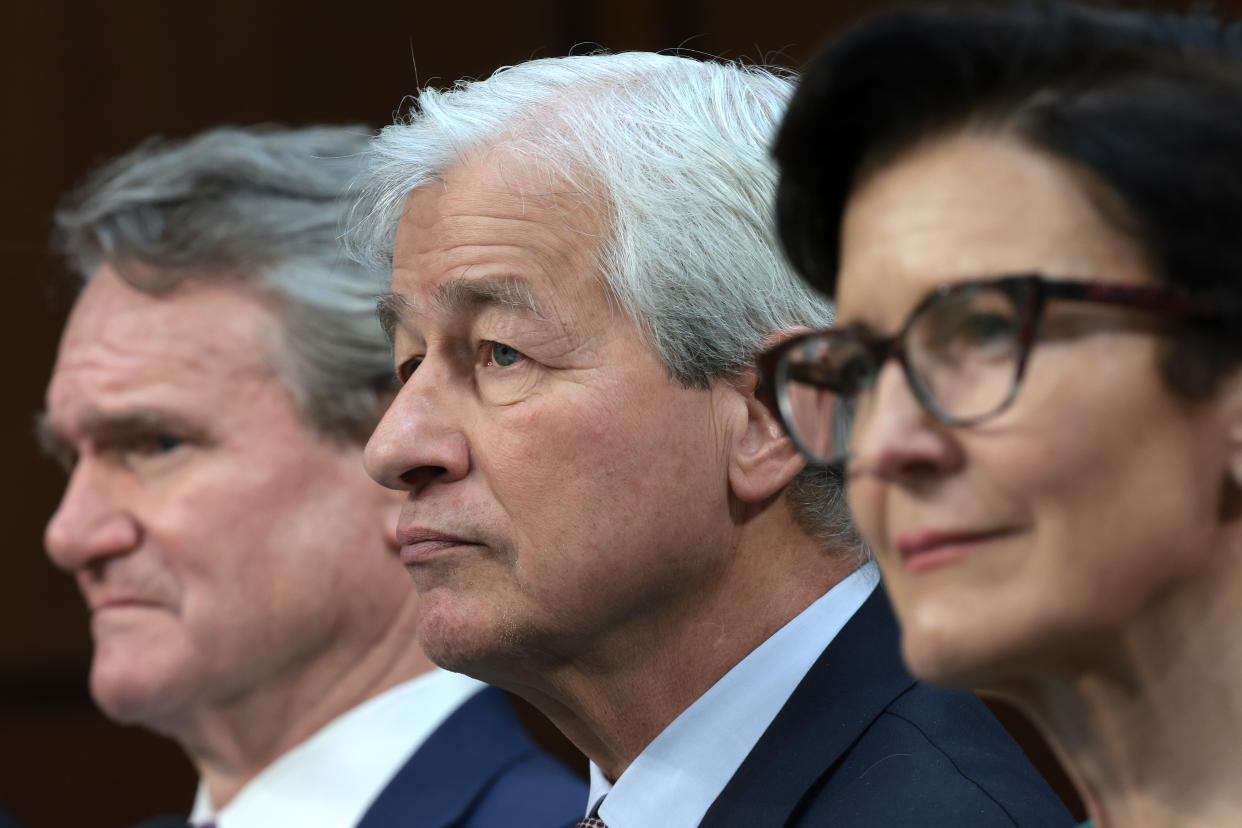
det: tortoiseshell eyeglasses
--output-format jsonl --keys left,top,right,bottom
{"left": 757, "top": 274, "right": 1227, "bottom": 466}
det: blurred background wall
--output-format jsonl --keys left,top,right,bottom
{"left": 1, "top": 1, "right": 1229, "bottom": 825}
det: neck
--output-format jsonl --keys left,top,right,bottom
{"left": 995, "top": 542, "right": 1242, "bottom": 828}
{"left": 177, "top": 598, "right": 434, "bottom": 809}
{"left": 499, "top": 508, "right": 859, "bottom": 781}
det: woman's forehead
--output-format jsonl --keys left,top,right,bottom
{"left": 836, "top": 132, "right": 1152, "bottom": 325}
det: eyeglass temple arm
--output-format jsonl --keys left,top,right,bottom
{"left": 1038, "top": 278, "right": 1227, "bottom": 320}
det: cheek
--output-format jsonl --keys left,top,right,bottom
{"left": 974, "top": 356, "right": 1221, "bottom": 599}
{"left": 487, "top": 374, "right": 709, "bottom": 494}
{"left": 160, "top": 455, "right": 382, "bottom": 610}
{"left": 483, "top": 385, "right": 730, "bottom": 569}
{"left": 986, "top": 370, "right": 1159, "bottom": 515}
{"left": 489, "top": 396, "right": 627, "bottom": 485}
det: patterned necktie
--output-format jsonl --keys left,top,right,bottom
{"left": 574, "top": 819, "right": 608, "bottom": 828}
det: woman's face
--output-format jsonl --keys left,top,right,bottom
{"left": 838, "top": 132, "right": 1234, "bottom": 689}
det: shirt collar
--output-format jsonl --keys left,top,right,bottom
{"left": 191, "top": 669, "right": 485, "bottom": 828}
{"left": 589, "top": 563, "right": 880, "bottom": 828}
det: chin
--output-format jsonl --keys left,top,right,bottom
{"left": 416, "top": 593, "right": 563, "bottom": 688}
{"left": 894, "top": 597, "right": 1027, "bottom": 689}
{"left": 88, "top": 648, "right": 193, "bottom": 733}
{"left": 417, "top": 597, "right": 510, "bottom": 675}
{"left": 90, "top": 669, "right": 175, "bottom": 728}
{"left": 898, "top": 602, "right": 1082, "bottom": 695}
{"left": 900, "top": 631, "right": 1004, "bottom": 688}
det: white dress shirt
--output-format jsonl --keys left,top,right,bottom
{"left": 588, "top": 562, "right": 881, "bottom": 828}
{"left": 190, "top": 669, "right": 485, "bottom": 828}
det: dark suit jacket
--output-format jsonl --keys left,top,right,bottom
{"left": 699, "top": 589, "right": 1074, "bottom": 828}
{"left": 136, "top": 685, "right": 585, "bottom": 828}
{"left": 357, "top": 685, "right": 585, "bottom": 828}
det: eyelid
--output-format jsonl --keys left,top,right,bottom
{"left": 66, "top": 433, "right": 186, "bottom": 477}
{"left": 108, "top": 432, "right": 184, "bottom": 454}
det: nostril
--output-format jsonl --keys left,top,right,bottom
{"left": 399, "top": 465, "right": 448, "bottom": 490}
{"left": 85, "top": 556, "right": 109, "bottom": 583}
{"left": 891, "top": 456, "right": 950, "bottom": 488}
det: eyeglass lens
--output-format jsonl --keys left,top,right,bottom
{"left": 779, "top": 284, "right": 1026, "bottom": 464}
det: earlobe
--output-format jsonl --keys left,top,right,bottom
{"left": 726, "top": 326, "right": 827, "bottom": 504}
{"left": 728, "top": 368, "right": 811, "bottom": 504}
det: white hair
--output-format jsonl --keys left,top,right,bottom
{"left": 348, "top": 52, "right": 859, "bottom": 550}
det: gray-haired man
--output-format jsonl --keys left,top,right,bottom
{"left": 40, "top": 125, "right": 584, "bottom": 828}
{"left": 352, "top": 53, "right": 1074, "bottom": 828}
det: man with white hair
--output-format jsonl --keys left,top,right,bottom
{"left": 40, "top": 125, "right": 585, "bottom": 828}
{"left": 352, "top": 53, "right": 1073, "bottom": 827}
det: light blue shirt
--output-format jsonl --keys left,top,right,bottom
{"left": 588, "top": 562, "right": 881, "bottom": 828}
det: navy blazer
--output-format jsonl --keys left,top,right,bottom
{"left": 357, "top": 685, "right": 585, "bottom": 828}
{"left": 699, "top": 589, "right": 1074, "bottom": 827}
{"left": 136, "top": 686, "right": 585, "bottom": 828}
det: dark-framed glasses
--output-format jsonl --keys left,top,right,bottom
{"left": 757, "top": 274, "right": 1227, "bottom": 466}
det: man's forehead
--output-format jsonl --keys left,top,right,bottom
{"left": 49, "top": 267, "right": 281, "bottom": 415}
{"left": 385, "top": 156, "right": 612, "bottom": 340}
{"left": 395, "top": 153, "right": 602, "bottom": 244}
{"left": 61, "top": 265, "right": 276, "bottom": 359}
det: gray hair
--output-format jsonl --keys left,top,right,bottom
{"left": 347, "top": 52, "right": 861, "bottom": 553}
{"left": 54, "top": 125, "right": 394, "bottom": 444}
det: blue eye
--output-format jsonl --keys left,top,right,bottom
{"left": 963, "top": 313, "right": 1017, "bottom": 342}
{"left": 487, "top": 342, "right": 525, "bottom": 367}
{"left": 154, "top": 434, "right": 183, "bottom": 453}
{"left": 116, "top": 432, "right": 187, "bottom": 469}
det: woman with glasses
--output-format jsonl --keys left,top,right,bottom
{"left": 764, "top": 3, "right": 1242, "bottom": 827}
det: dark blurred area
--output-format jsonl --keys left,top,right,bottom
{"left": 3, "top": 1, "right": 1231, "bottom": 825}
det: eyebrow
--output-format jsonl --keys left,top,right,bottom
{"left": 376, "top": 277, "right": 549, "bottom": 344}
{"left": 35, "top": 408, "right": 203, "bottom": 463}
{"left": 376, "top": 293, "right": 413, "bottom": 345}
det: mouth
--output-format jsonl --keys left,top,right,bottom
{"left": 396, "top": 527, "right": 482, "bottom": 566}
{"left": 87, "top": 596, "right": 166, "bottom": 615}
{"left": 893, "top": 526, "right": 1021, "bottom": 574}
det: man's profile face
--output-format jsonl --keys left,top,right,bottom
{"left": 365, "top": 155, "right": 743, "bottom": 679}
{"left": 43, "top": 266, "right": 415, "bottom": 731}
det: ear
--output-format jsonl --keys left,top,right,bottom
{"left": 727, "top": 327, "right": 818, "bottom": 504}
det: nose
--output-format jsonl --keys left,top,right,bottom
{"left": 45, "top": 459, "right": 141, "bottom": 574}
{"left": 364, "top": 364, "right": 470, "bottom": 493}
{"left": 848, "top": 360, "right": 963, "bottom": 486}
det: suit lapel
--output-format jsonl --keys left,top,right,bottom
{"left": 698, "top": 588, "right": 916, "bottom": 828}
{"left": 355, "top": 686, "right": 540, "bottom": 828}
